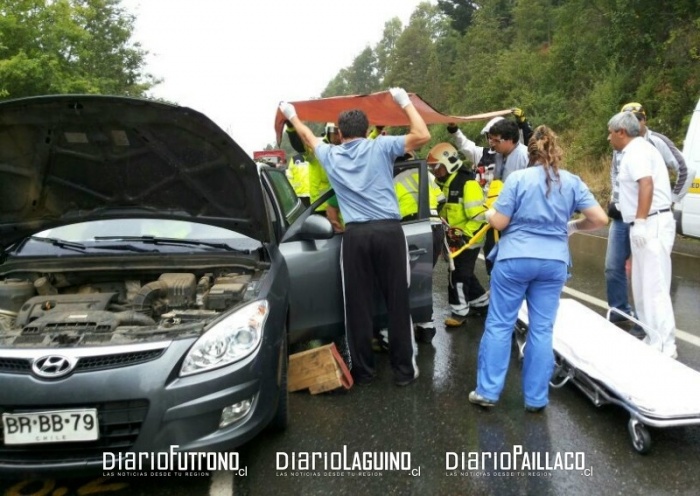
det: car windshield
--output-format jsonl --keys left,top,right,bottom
{"left": 14, "top": 219, "right": 262, "bottom": 255}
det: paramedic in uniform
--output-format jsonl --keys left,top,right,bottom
{"left": 279, "top": 88, "right": 430, "bottom": 386}
{"left": 605, "top": 102, "right": 693, "bottom": 324}
{"left": 469, "top": 125, "right": 607, "bottom": 411}
{"left": 607, "top": 111, "right": 678, "bottom": 359}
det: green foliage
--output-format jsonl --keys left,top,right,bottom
{"left": 317, "top": 0, "right": 700, "bottom": 172}
{"left": 436, "top": 0, "right": 478, "bottom": 34}
{"left": 0, "top": 0, "right": 157, "bottom": 100}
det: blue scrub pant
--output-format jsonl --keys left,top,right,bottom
{"left": 475, "top": 258, "right": 568, "bottom": 408}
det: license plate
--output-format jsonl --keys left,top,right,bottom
{"left": 2, "top": 409, "right": 99, "bottom": 445}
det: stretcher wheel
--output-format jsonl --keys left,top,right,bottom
{"left": 628, "top": 418, "right": 652, "bottom": 454}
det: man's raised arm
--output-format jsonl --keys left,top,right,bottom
{"left": 279, "top": 102, "right": 321, "bottom": 151}
{"left": 389, "top": 87, "right": 430, "bottom": 153}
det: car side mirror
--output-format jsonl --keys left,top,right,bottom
{"left": 297, "top": 214, "right": 334, "bottom": 241}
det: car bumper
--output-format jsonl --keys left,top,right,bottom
{"left": 0, "top": 337, "right": 283, "bottom": 476}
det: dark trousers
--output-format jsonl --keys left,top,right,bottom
{"left": 341, "top": 220, "right": 417, "bottom": 383}
{"left": 448, "top": 244, "right": 486, "bottom": 315}
{"left": 431, "top": 224, "right": 445, "bottom": 267}
{"left": 483, "top": 228, "right": 497, "bottom": 276}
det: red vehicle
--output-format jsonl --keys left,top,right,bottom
{"left": 253, "top": 149, "right": 286, "bottom": 168}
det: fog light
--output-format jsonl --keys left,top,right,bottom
{"left": 219, "top": 398, "right": 253, "bottom": 428}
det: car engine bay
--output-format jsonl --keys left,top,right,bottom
{"left": 0, "top": 267, "right": 264, "bottom": 347}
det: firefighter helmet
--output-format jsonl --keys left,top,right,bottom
{"left": 427, "top": 142, "right": 462, "bottom": 173}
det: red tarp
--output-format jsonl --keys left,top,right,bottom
{"left": 275, "top": 90, "right": 511, "bottom": 145}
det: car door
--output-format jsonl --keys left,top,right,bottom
{"left": 260, "top": 162, "right": 433, "bottom": 344}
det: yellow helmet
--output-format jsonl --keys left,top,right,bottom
{"left": 621, "top": 102, "right": 646, "bottom": 119}
{"left": 427, "top": 142, "right": 462, "bottom": 173}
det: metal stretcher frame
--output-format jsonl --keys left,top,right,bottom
{"left": 515, "top": 299, "right": 700, "bottom": 454}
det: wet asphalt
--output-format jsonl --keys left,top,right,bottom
{"left": 3, "top": 232, "right": 699, "bottom": 495}
{"left": 232, "top": 232, "right": 700, "bottom": 495}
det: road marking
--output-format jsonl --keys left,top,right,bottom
{"left": 561, "top": 286, "right": 700, "bottom": 347}
{"left": 476, "top": 252, "right": 699, "bottom": 348}
{"left": 583, "top": 232, "right": 700, "bottom": 258}
{"left": 209, "top": 471, "right": 234, "bottom": 496}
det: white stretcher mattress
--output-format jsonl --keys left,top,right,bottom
{"left": 518, "top": 298, "right": 700, "bottom": 418}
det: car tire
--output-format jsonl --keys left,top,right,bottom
{"left": 268, "top": 330, "right": 289, "bottom": 431}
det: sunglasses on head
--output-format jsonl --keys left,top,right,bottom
{"left": 622, "top": 104, "right": 643, "bottom": 113}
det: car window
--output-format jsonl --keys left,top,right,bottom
{"left": 266, "top": 168, "right": 303, "bottom": 223}
{"left": 394, "top": 160, "right": 430, "bottom": 221}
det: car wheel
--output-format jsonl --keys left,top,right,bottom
{"left": 268, "top": 330, "right": 288, "bottom": 431}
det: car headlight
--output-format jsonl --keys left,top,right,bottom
{"left": 180, "top": 300, "right": 269, "bottom": 376}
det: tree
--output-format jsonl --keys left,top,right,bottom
{"left": 436, "top": 0, "right": 478, "bottom": 35}
{"left": 374, "top": 17, "right": 404, "bottom": 86}
{"left": 0, "top": 0, "right": 157, "bottom": 99}
{"left": 322, "top": 47, "right": 379, "bottom": 97}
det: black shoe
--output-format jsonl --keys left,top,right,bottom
{"left": 395, "top": 376, "right": 418, "bottom": 387}
{"left": 629, "top": 326, "right": 646, "bottom": 340}
{"left": 525, "top": 405, "right": 546, "bottom": 413}
{"left": 353, "top": 374, "right": 375, "bottom": 386}
{"left": 395, "top": 371, "right": 419, "bottom": 387}
{"left": 415, "top": 326, "right": 436, "bottom": 344}
{"left": 469, "top": 305, "right": 489, "bottom": 317}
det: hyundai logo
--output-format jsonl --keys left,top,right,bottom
{"left": 32, "top": 355, "right": 77, "bottom": 379}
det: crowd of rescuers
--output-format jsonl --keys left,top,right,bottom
{"left": 282, "top": 106, "right": 535, "bottom": 345}
{"left": 282, "top": 94, "right": 693, "bottom": 416}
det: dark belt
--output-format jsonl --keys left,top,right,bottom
{"left": 629, "top": 208, "right": 671, "bottom": 226}
{"left": 345, "top": 219, "right": 400, "bottom": 227}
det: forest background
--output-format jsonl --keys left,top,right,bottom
{"left": 2, "top": 0, "right": 699, "bottom": 202}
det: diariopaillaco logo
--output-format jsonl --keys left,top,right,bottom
{"left": 445, "top": 445, "right": 593, "bottom": 478}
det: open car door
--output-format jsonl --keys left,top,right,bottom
{"left": 259, "top": 162, "right": 434, "bottom": 345}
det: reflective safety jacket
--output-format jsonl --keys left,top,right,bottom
{"left": 394, "top": 170, "right": 445, "bottom": 220}
{"left": 286, "top": 154, "right": 310, "bottom": 198}
{"left": 285, "top": 126, "right": 331, "bottom": 211}
{"left": 308, "top": 151, "right": 331, "bottom": 211}
{"left": 440, "top": 168, "right": 487, "bottom": 240}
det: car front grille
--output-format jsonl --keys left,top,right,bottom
{"left": 0, "top": 358, "right": 31, "bottom": 373}
{"left": 0, "top": 348, "right": 165, "bottom": 374}
{"left": 0, "top": 399, "right": 149, "bottom": 464}
{"left": 75, "top": 349, "right": 165, "bottom": 372}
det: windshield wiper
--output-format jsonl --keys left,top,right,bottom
{"left": 93, "top": 236, "right": 248, "bottom": 253}
{"left": 90, "top": 243, "right": 160, "bottom": 253}
{"left": 29, "top": 236, "right": 86, "bottom": 253}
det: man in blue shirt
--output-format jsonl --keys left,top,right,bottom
{"left": 279, "top": 88, "right": 430, "bottom": 386}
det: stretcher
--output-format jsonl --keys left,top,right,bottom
{"left": 515, "top": 298, "right": 700, "bottom": 454}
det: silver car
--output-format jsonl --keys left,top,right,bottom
{"left": 0, "top": 95, "right": 434, "bottom": 475}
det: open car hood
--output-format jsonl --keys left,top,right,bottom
{"left": 0, "top": 95, "right": 269, "bottom": 249}
{"left": 274, "top": 90, "right": 511, "bottom": 144}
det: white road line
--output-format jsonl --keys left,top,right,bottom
{"left": 209, "top": 470, "right": 234, "bottom": 496}
{"left": 561, "top": 285, "right": 700, "bottom": 347}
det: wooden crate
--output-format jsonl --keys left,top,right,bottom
{"left": 288, "top": 343, "right": 353, "bottom": 394}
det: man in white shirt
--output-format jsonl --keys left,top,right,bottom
{"left": 607, "top": 111, "right": 677, "bottom": 358}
